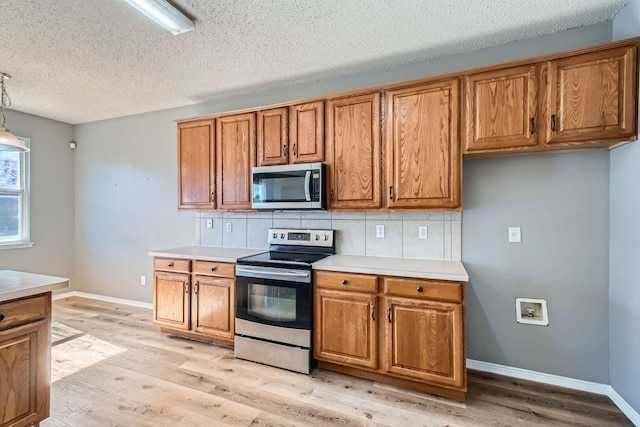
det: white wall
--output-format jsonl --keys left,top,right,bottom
{"left": 74, "top": 23, "right": 614, "bottom": 383}
{"left": 611, "top": 0, "right": 640, "bottom": 414}
{"left": 0, "top": 110, "right": 75, "bottom": 285}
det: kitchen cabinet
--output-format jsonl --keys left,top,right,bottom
{"left": 314, "top": 271, "right": 378, "bottom": 369}
{"left": 289, "top": 101, "right": 325, "bottom": 164}
{"left": 314, "top": 271, "right": 466, "bottom": 400}
{"left": 153, "top": 257, "right": 236, "bottom": 346}
{"left": 325, "top": 93, "right": 381, "bottom": 209}
{"left": 464, "top": 42, "right": 638, "bottom": 155}
{"left": 257, "top": 107, "right": 289, "bottom": 166}
{"left": 385, "top": 79, "right": 461, "bottom": 209}
{"left": 543, "top": 45, "right": 637, "bottom": 147}
{"left": 0, "top": 294, "right": 51, "bottom": 427}
{"left": 216, "top": 113, "right": 256, "bottom": 210}
{"left": 178, "top": 119, "right": 216, "bottom": 210}
{"left": 463, "top": 65, "right": 539, "bottom": 152}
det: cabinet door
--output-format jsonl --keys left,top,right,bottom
{"left": 153, "top": 272, "right": 190, "bottom": 330}
{"left": 289, "top": 101, "right": 324, "bottom": 163}
{"left": 0, "top": 319, "right": 48, "bottom": 427}
{"left": 178, "top": 119, "right": 215, "bottom": 210}
{"left": 464, "top": 65, "right": 539, "bottom": 152}
{"left": 314, "top": 288, "right": 377, "bottom": 370}
{"left": 257, "top": 107, "right": 289, "bottom": 166}
{"left": 544, "top": 45, "right": 637, "bottom": 146}
{"left": 216, "top": 113, "right": 256, "bottom": 210}
{"left": 385, "top": 80, "right": 461, "bottom": 209}
{"left": 385, "top": 297, "right": 464, "bottom": 389}
{"left": 191, "top": 275, "right": 235, "bottom": 339}
{"left": 326, "top": 93, "right": 381, "bottom": 209}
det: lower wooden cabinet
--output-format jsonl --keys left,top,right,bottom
{"left": 153, "top": 257, "right": 236, "bottom": 346}
{"left": 0, "top": 294, "right": 51, "bottom": 427}
{"left": 314, "top": 271, "right": 466, "bottom": 400}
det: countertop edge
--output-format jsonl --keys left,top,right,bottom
{"left": 0, "top": 280, "right": 70, "bottom": 303}
{"left": 312, "top": 263, "right": 469, "bottom": 282}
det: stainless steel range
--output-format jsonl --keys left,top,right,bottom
{"left": 234, "top": 228, "right": 335, "bottom": 374}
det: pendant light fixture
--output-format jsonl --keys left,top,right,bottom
{"left": 0, "top": 72, "right": 30, "bottom": 152}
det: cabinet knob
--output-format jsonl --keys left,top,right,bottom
{"left": 416, "top": 286, "right": 423, "bottom": 293}
{"left": 341, "top": 279, "right": 348, "bottom": 285}
{"left": 210, "top": 267, "right": 216, "bottom": 272}
{"left": 168, "top": 262, "right": 174, "bottom": 267}
{"left": 0, "top": 314, "right": 4, "bottom": 322}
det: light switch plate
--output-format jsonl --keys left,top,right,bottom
{"left": 206, "top": 218, "right": 213, "bottom": 229}
{"left": 376, "top": 224, "right": 385, "bottom": 238}
{"left": 226, "top": 222, "right": 233, "bottom": 233}
{"left": 508, "top": 227, "right": 521, "bottom": 243}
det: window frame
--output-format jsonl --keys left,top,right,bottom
{"left": 0, "top": 136, "right": 33, "bottom": 249}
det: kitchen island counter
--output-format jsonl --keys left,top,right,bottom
{"left": 0, "top": 270, "right": 69, "bottom": 302}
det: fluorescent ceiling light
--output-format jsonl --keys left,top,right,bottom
{"left": 124, "top": 0, "right": 195, "bottom": 36}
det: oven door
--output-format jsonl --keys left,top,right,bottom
{"left": 236, "top": 266, "right": 311, "bottom": 330}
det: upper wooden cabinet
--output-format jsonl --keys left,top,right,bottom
{"left": 543, "top": 45, "right": 637, "bottom": 147}
{"left": 385, "top": 79, "right": 461, "bottom": 209}
{"left": 289, "top": 101, "right": 325, "bottom": 163}
{"left": 257, "top": 107, "right": 289, "bottom": 166}
{"left": 326, "top": 93, "right": 381, "bottom": 210}
{"left": 463, "top": 65, "right": 539, "bottom": 152}
{"left": 216, "top": 113, "right": 256, "bottom": 210}
{"left": 464, "top": 42, "right": 638, "bottom": 155}
{"left": 178, "top": 119, "right": 215, "bottom": 210}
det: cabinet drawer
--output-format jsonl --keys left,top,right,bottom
{"left": 192, "top": 260, "right": 235, "bottom": 278}
{"left": 154, "top": 257, "right": 191, "bottom": 273}
{"left": 315, "top": 271, "right": 378, "bottom": 293}
{"left": 384, "top": 278, "right": 463, "bottom": 303}
{"left": 0, "top": 294, "right": 48, "bottom": 331}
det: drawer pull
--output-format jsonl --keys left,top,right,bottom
{"left": 0, "top": 314, "right": 4, "bottom": 322}
{"left": 341, "top": 279, "right": 348, "bottom": 285}
{"left": 210, "top": 267, "right": 216, "bottom": 272}
{"left": 416, "top": 286, "right": 423, "bottom": 293}
{"left": 168, "top": 262, "right": 174, "bottom": 267}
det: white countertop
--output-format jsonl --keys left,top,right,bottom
{"left": 149, "top": 246, "right": 264, "bottom": 263}
{"left": 0, "top": 270, "right": 70, "bottom": 302}
{"left": 312, "top": 254, "right": 469, "bottom": 282}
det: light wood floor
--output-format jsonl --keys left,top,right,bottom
{"left": 43, "top": 297, "right": 632, "bottom": 427}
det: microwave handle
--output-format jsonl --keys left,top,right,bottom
{"left": 304, "top": 170, "right": 312, "bottom": 202}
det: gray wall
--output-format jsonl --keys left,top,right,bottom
{"left": 462, "top": 153, "right": 610, "bottom": 382}
{"left": 0, "top": 110, "right": 75, "bottom": 285}
{"left": 74, "top": 23, "right": 614, "bottom": 383}
{"left": 611, "top": 0, "right": 640, "bottom": 413}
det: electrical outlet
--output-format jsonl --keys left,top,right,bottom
{"left": 140, "top": 275, "right": 146, "bottom": 286}
{"left": 226, "top": 222, "right": 233, "bottom": 233}
{"left": 418, "top": 226, "right": 428, "bottom": 239}
{"left": 206, "top": 218, "right": 213, "bottom": 229}
{"left": 508, "top": 227, "right": 521, "bottom": 243}
{"left": 376, "top": 224, "right": 385, "bottom": 238}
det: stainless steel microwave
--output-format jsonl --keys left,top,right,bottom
{"left": 251, "top": 163, "right": 326, "bottom": 210}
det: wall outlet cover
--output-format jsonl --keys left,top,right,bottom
{"left": 516, "top": 297, "right": 549, "bottom": 326}
{"left": 226, "top": 222, "right": 232, "bottom": 233}
{"left": 508, "top": 227, "right": 522, "bottom": 243}
{"left": 140, "top": 275, "right": 146, "bottom": 286}
{"left": 375, "top": 224, "right": 385, "bottom": 238}
{"left": 418, "top": 226, "right": 428, "bottom": 239}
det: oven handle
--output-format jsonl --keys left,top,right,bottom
{"left": 304, "top": 170, "right": 312, "bottom": 202}
{"left": 236, "top": 265, "right": 311, "bottom": 279}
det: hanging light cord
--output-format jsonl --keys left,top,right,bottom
{"left": 0, "top": 74, "right": 11, "bottom": 129}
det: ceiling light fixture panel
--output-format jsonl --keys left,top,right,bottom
{"left": 124, "top": 0, "right": 195, "bottom": 36}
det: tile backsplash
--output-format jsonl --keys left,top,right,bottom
{"left": 197, "top": 211, "right": 461, "bottom": 261}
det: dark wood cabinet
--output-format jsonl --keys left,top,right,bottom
{"left": 289, "top": 101, "right": 325, "bottom": 164}
{"left": 257, "top": 107, "right": 289, "bottom": 166}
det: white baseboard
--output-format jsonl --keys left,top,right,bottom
{"left": 53, "top": 291, "right": 153, "bottom": 310}
{"left": 467, "top": 359, "right": 639, "bottom": 426}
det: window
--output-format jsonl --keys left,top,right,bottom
{"left": 0, "top": 137, "right": 32, "bottom": 248}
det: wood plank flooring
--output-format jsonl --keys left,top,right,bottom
{"left": 43, "top": 297, "right": 633, "bottom": 427}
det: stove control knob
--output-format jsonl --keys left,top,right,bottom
{"left": 280, "top": 233, "right": 285, "bottom": 239}
{"left": 314, "top": 234, "right": 320, "bottom": 240}
{"left": 322, "top": 235, "right": 328, "bottom": 241}
{"left": 272, "top": 232, "right": 278, "bottom": 239}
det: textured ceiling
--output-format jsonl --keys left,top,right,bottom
{"left": 0, "top": 0, "right": 629, "bottom": 124}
